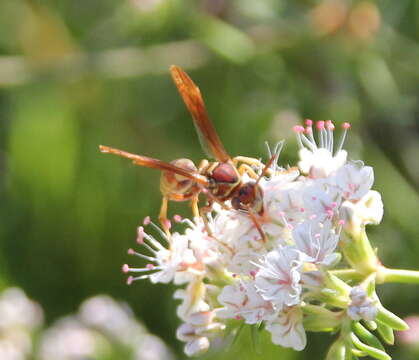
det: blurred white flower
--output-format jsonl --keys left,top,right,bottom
{"left": 0, "top": 287, "right": 43, "bottom": 360}
{"left": 0, "top": 288, "right": 43, "bottom": 331}
{"left": 79, "top": 295, "right": 144, "bottom": 346}
{"left": 39, "top": 317, "right": 105, "bottom": 360}
{"left": 41, "top": 294, "right": 174, "bottom": 360}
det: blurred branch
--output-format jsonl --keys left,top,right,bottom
{"left": 0, "top": 40, "right": 210, "bottom": 87}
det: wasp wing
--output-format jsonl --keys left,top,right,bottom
{"left": 99, "top": 145, "right": 208, "bottom": 186}
{"left": 170, "top": 65, "right": 230, "bottom": 163}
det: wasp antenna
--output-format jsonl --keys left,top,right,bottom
{"left": 256, "top": 153, "right": 277, "bottom": 186}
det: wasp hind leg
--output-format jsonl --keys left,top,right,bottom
{"left": 159, "top": 196, "right": 172, "bottom": 238}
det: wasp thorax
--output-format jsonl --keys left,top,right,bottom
{"left": 207, "top": 162, "right": 240, "bottom": 199}
{"left": 160, "top": 158, "right": 198, "bottom": 201}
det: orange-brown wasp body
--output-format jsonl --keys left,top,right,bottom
{"left": 100, "top": 66, "right": 272, "bottom": 235}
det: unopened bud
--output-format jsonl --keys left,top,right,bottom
{"left": 184, "top": 337, "right": 210, "bottom": 357}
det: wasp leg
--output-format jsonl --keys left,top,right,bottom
{"left": 244, "top": 204, "right": 268, "bottom": 243}
{"left": 159, "top": 196, "right": 171, "bottom": 238}
{"left": 237, "top": 163, "right": 258, "bottom": 179}
{"left": 199, "top": 203, "right": 214, "bottom": 237}
{"left": 190, "top": 195, "right": 200, "bottom": 220}
{"left": 232, "top": 156, "right": 263, "bottom": 167}
{"left": 233, "top": 156, "right": 274, "bottom": 176}
{"left": 198, "top": 159, "right": 209, "bottom": 173}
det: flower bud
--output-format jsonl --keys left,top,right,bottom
{"left": 184, "top": 337, "right": 210, "bottom": 357}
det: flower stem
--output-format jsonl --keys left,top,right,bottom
{"left": 330, "top": 269, "right": 364, "bottom": 282}
{"left": 379, "top": 268, "right": 419, "bottom": 284}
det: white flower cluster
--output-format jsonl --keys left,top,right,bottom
{"left": 0, "top": 287, "right": 173, "bottom": 360}
{"left": 39, "top": 295, "right": 174, "bottom": 360}
{"left": 0, "top": 288, "right": 43, "bottom": 360}
{"left": 124, "top": 120, "right": 386, "bottom": 357}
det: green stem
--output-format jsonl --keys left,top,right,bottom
{"left": 340, "top": 229, "right": 379, "bottom": 275}
{"left": 330, "top": 269, "right": 365, "bottom": 282}
{"left": 379, "top": 267, "right": 419, "bottom": 284}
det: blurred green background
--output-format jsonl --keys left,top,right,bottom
{"left": 0, "top": 0, "right": 419, "bottom": 358}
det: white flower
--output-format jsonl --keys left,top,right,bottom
{"left": 263, "top": 180, "right": 306, "bottom": 239}
{"left": 174, "top": 279, "right": 209, "bottom": 321}
{"left": 341, "top": 190, "right": 384, "bottom": 234}
{"left": 295, "top": 120, "right": 350, "bottom": 178}
{"left": 212, "top": 211, "right": 271, "bottom": 274}
{"left": 266, "top": 306, "right": 306, "bottom": 351}
{"left": 302, "top": 181, "right": 342, "bottom": 222}
{"left": 176, "top": 311, "right": 224, "bottom": 357}
{"left": 217, "top": 281, "right": 274, "bottom": 324}
{"left": 184, "top": 337, "right": 209, "bottom": 357}
{"left": 335, "top": 161, "right": 374, "bottom": 201}
{"left": 293, "top": 220, "right": 340, "bottom": 266}
{"left": 254, "top": 247, "right": 302, "bottom": 310}
{"left": 123, "top": 222, "right": 202, "bottom": 286}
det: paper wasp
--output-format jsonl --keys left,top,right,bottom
{"left": 100, "top": 66, "right": 276, "bottom": 237}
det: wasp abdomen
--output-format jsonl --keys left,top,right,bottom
{"left": 160, "top": 158, "right": 198, "bottom": 201}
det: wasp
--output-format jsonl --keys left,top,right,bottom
{"left": 100, "top": 66, "right": 275, "bottom": 237}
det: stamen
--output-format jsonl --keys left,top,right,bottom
{"left": 136, "top": 226, "right": 145, "bottom": 244}
{"left": 128, "top": 248, "right": 156, "bottom": 261}
{"left": 337, "top": 122, "right": 351, "bottom": 153}
{"left": 122, "top": 264, "right": 130, "bottom": 273}
{"left": 149, "top": 220, "right": 170, "bottom": 244}
{"left": 305, "top": 119, "right": 316, "bottom": 147}
{"left": 143, "top": 216, "right": 151, "bottom": 225}
{"left": 181, "top": 218, "right": 196, "bottom": 228}
{"left": 125, "top": 266, "right": 160, "bottom": 273}
{"left": 326, "top": 120, "right": 335, "bottom": 152}
{"left": 126, "top": 275, "right": 150, "bottom": 284}
{"left": 293, "top": 125, "right": 305, "bottom": 148}
{"left": 317, "top": 121, "right": 325, "bottom": 148}
{"left": 300, "top": 133, "right": 317, "bottom": 151}
{"left": 173, "top": 214, "right": 182, "bottom": 223}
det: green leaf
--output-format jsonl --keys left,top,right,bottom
{"left": 352, "top": 322, "right": 385, "bottom": 351}
{"left": 351, "top": 333, "right": 391, "bottom": 360}
{"left": 376, "top": 306, "right": 409, "bottom": 331}
{"left": 376, "top": 320, "right": 395, "bottom": 345}
{"left": 351, "top": 348, "right": 366, "bottom": 357}
{"left": 363, "top": 320, "right": 378, "bottom": 331}
{"left": 326, "top": 339, "right": 346, "bottom": 360}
